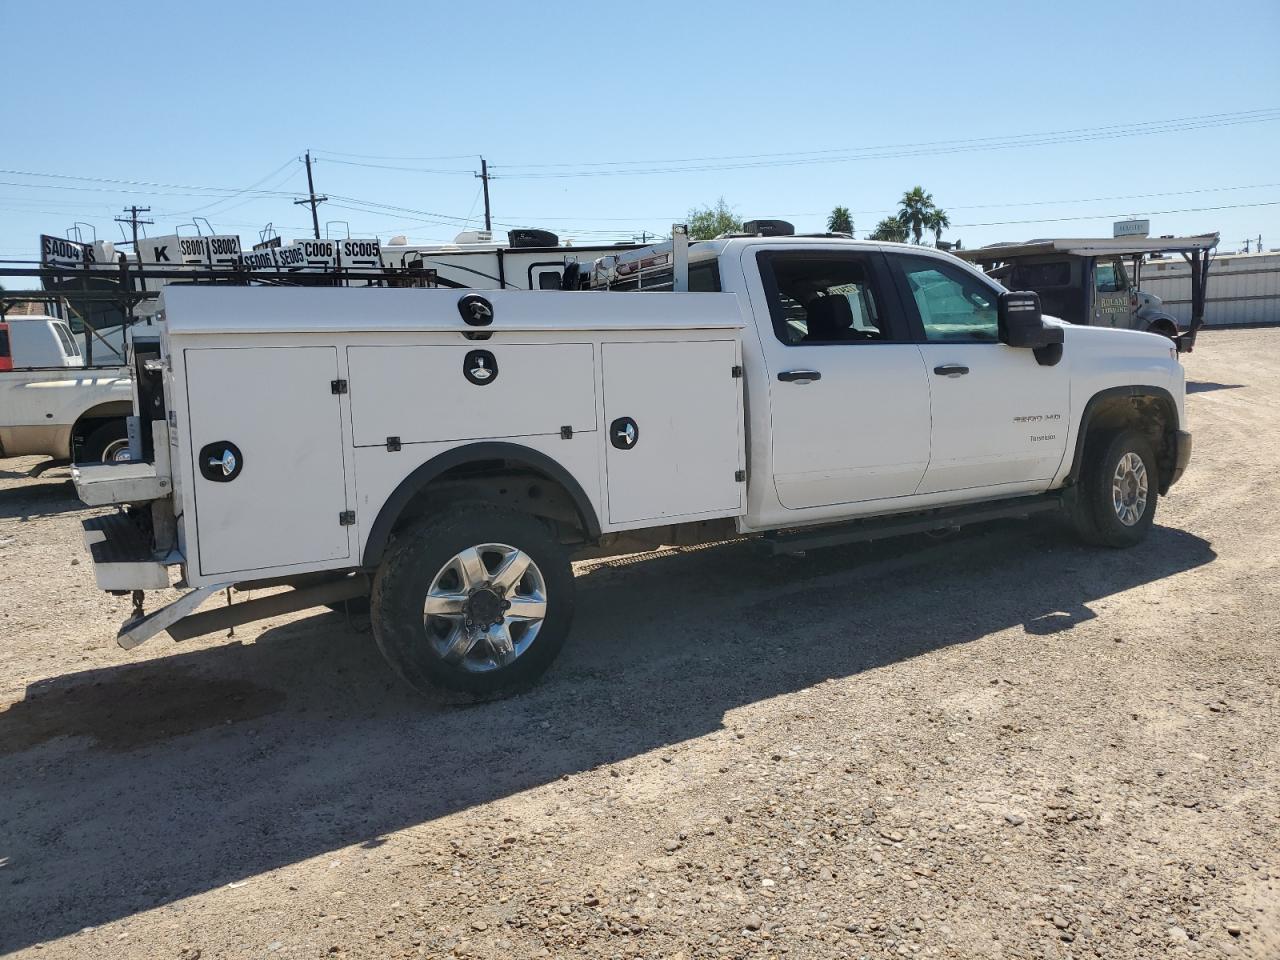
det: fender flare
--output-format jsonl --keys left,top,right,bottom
{"left": 1066, "top": 384, "right": 1178, "bottom": 485}
{"left": 361, "top": 441, "right": 601, "bottom": 567}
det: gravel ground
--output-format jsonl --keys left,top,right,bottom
{"left": 1, "top": 328, "right": 1277, "bottom": 960}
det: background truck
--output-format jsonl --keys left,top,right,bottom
{"left": 957, "top": 234, "right": 1218, "bottom": 351}
{"left": 0, "top": 314, "right": 134, "bottom": 464}
{"left": 71, "top": 227, "right": 1191, "bottom": 699}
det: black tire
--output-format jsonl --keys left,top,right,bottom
{"left": 371, "top": 506, "right": 575, "bottom": 700}
{"left": 1070, "top": 428, "right": 1158, "bottom": 548}
{"left": 79, "top": 419, "right": 130, "bottom": 464}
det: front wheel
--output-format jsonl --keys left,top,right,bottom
{"left": 1070, "top": 428, "right": 1158, "bottom": 548}
{"left": 371, "top": 506, "right": 575, "bottom": 700}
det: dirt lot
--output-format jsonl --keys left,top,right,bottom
{"left": 1, "top": 328, "right": 1277, "bottom": 960}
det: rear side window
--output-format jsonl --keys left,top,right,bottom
{"left": 0, "top": 325, "right": 10, "bottom": 363}
{"left": 757, "top": 252, "right": 896, "bottom": 346}
{"left": 53, "top": 322, "right": 80, "bottom": 356}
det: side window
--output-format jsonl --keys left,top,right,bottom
{"left": 536, "top": 270, "right": 563, "bottom": 290}
{"left": 55, "top": 322, "right": 80, "bottom": 356}
{"left": 688, "top": 262, "right": 721, "bottom": 292}
{"left": 899, "top": 256, "right": 999, "bottom": 342}
{"left": 758, "top": 254, "right": 891, "bottom": 346}
{"left": 1094, "top": 258, "right": 1127, "bottom": 293}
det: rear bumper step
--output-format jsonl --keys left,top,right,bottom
{"left": 82, "top": 513, "right": 172, "bottom": 591}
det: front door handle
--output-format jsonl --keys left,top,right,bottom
{"left": 933, "top": 364, "right": 970, "bottom": 378}
{"left": 778, "top": 369, "right": 822, "bottom": 383}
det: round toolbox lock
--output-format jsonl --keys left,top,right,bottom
{"left": 464, "top": 349, "right": 498, "bottom": 385}
{"left": 198, "top": 440, "right": 243, "bottom": 482}
{"left": 610, "top": 417, "right": 639, "bottom": 450}
{"left": 457, "top": 293, "right": 494, "bottom": 327}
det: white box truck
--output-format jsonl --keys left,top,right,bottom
{"left": 72, "top": 228, "right": 1192, "bottom": 699}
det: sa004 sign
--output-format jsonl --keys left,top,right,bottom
{"left": 40, "top": 235, "right": 95, "bottom": 267}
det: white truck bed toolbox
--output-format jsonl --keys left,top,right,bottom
{"left": 81, "top": 513, "right": 171, "bottom": 590}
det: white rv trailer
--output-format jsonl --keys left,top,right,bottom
{"left": 380, "top": 229, "right": 641, "bottom": 291}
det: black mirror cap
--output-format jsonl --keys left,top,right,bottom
{"left": 999, "top": 290, "right": 1064, "bottom": 350}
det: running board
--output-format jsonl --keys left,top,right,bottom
{"left": 762, "top": 493, "right": 1064, "bottom": 555}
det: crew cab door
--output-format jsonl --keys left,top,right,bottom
{"left": 888, "top": 253, "right": 1070, "bottom": 495}
{"left": 748, "top": 248, "right": 931, "bottom": 510}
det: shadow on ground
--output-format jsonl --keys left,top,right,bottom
{"left": 0, "top": 518, "right": 1215, "bottom": 951}
{"left": 0, "top": 475, "right": 81, "bottom": 522}
{"left": 1186, "top": 381, "right": 1246, "bottom": 394}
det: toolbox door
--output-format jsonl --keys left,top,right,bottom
{"left": 186, "top": 346, "right": 351, "bottom": 577}
{"left": 602, "top": 340, "right": 743, "bottom": 525}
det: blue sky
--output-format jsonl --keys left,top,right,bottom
{"left": 2, "top": 0, "right": 1278, "bottom": 258}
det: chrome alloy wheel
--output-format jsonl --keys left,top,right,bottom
{"left": 1111, "top": 451, "right": 1149, "bottom": 527}
{"left": 423, "top": 543, "right": 547, "bottom": 673}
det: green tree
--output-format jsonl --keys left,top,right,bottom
{"left": 926, "top": 207, "right": 951, "bottom": 245}
{"left": 867, "top": 216, "right": 909, "bottom": 243}
{"left": 687, "top": 197, "right": 742, "bottom": 240}
{"left": 897, "top": 186, "right": 949, "bottom": 245}
{"left": 827, "top": 205, "right": 854, "bottom": 235}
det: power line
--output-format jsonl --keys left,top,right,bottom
{"left": 313, "top": 148, "right": 478, "bottom": 162}
{"left": 491, "top": 108, "right": 1280, "bottom": 170}
{"left": 161, "top": 157, "right": 300, "bottom": 218}
{"left": 950, "top": 198, "right": 1280, "bottom": 229}
{"left": 491, "top": 111, "right": 1280, "bottom": 179}
{"left": 314, "top": 157, "right": 476, "bottom": 175}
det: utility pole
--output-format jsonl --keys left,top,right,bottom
{"left": 114, "top": 205, "right": 153, "bottom": 248}
{"left": 475, "top": 157, "right": 492, "bottom": 233}
{"left": 294, "top": 150, "right": 327, "bottom": 239}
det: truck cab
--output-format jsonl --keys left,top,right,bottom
{"left": 0, "top": 315, "right": 85, "bottom": 369}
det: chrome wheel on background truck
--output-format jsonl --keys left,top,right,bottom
{"left": 370, "top": 505, "right": 575, "bottom": 699}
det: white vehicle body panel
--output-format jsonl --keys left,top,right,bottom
{"left": 0, "top": 369, "right": 132, "bottom": 459}
{"left": 4, "top": 316, "right": 84, "bottom": 367}
{"left": 74, "top": 237, "right": 1188, "bottom": 612}
{"left": 159, "top": 286, "right": 745, "bottom": 587}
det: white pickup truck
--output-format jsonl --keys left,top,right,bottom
{"left": 71, "top": 231, "right": 1191, "bottom": 699}
{"left": 0, "top": 315, "right": 134, "bottom": 465}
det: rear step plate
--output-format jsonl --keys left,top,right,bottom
{"left": 82, "top": 513, "right": 171, "bottom": 590}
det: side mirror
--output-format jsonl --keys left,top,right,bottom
{"left": 999, "top": 290, "right": 1064, "bottom": 365}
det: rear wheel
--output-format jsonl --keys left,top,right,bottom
{"left": 371, "top": 506, "right": 575, "bottom": 700}
{"left": 1070, "top": 428, "right": 1158, "bottom": 548}
{"left": 79, "top": 420, "right": 131, "bottom": 464}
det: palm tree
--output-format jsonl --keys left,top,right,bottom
{"left": 827, "top": 205, "right": 854, "bottom": 235}
{"left": 867, "top": 217, "right": 909, "bottom": 243}
{"left": 926, "top": 208, "right": 951, "bottom": 245}
{"left": 897, "top": 186, "right": 947, "bottom": 245}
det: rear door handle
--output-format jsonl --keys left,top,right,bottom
{"left": 778, "top": 369, "right": 822, "bottom": 383}
{"left": 933, "top": 364, "right": 970, "bottom": 378}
